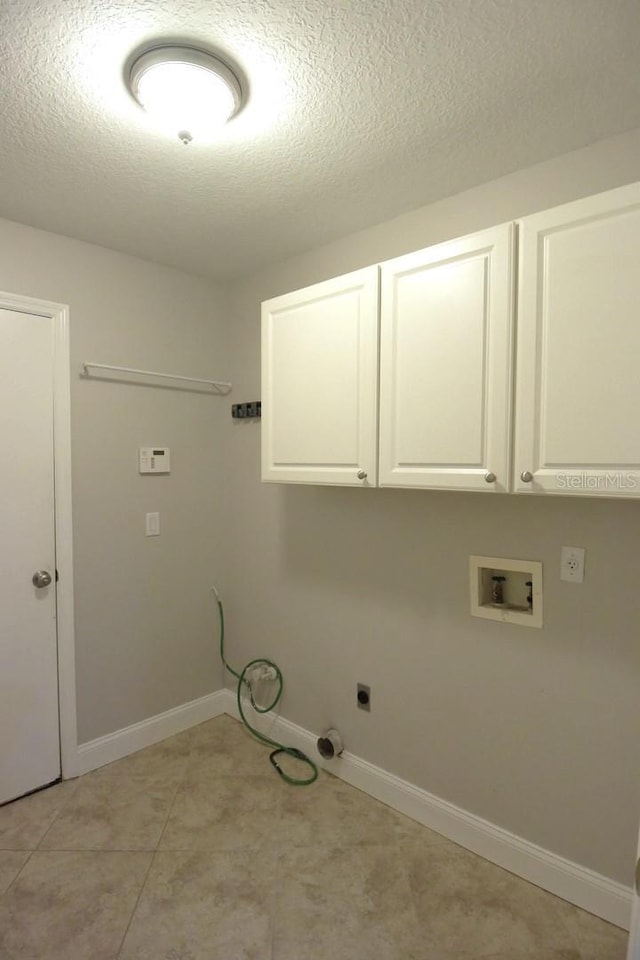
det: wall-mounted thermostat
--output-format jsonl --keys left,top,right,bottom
{"left": 139, "top": 447, "right": 171, "bottom": 474}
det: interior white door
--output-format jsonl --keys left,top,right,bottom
{"left": 627, "top": 849, "right": 639, "bottom": 959}
{"left": 378, "top": 224, "right": 515, "bottom": 491}
{"left": 261, "top": 266, "right": 379, "bottom": 485}
{"left": 514, "top": 181, "right": 640, "bottom": 497}
{"left": 0, "top": 307, "right": 60, "bottom": 804}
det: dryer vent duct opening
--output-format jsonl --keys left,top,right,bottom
{"left": 317, "top": 729, "right": 344, "bottom": 760}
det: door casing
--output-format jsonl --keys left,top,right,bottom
{"left": 1, "top": 290, "right": 77, "bottom": 780}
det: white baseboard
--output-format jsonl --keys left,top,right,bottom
{"left": 220, "top": 689, "right": 631, "bottom": 930}
{"left": 68, "top": 686, "right": 632, "bottom": 929}
{"left": 72, "top": 690, "right": 227, "bottom": 777}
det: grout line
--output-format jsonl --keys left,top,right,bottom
{"left": 0, "top": 850, "right": 35, "bottom": 899}
{"left": 114, "top": 850, "right": 156, "bottom": 960}
{"left": 29, "top": 781, "right": 81, "bottom": 850}
{"left": 268, "top": 778, "right": 286, "bottom": 960}
{"left": 269, "top": 845, "right": 285, "bottom": 960}
{"left": 114, "top": 734, "right": 202, "bottom": 958}
{"left": 154, "top": 752, "right": 191, "bottom": 852}
{"left": 5, "top": 847, "right": 179, "bottom": 856}
{"left": 37, "top": 816, "right": 67, "bottom": 851}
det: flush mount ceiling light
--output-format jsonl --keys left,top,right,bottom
{"left": 128, "top": 45, "right": 242, "bottom": 144}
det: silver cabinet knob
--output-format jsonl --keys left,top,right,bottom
{"left": 520, "top": 471, "right": 533, "bottom": 483}
{"left": 32, "top": 570, "right": 52, "bottom": 588}
{"left": 356, "top": 470, "right": 367, "bottom": 480}
{"left": 484, "top": 472, "right": 496, "bottom": 483}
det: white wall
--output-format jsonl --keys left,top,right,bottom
{"left": 226, "top": 127, "right": 640, "bottom": 886}
{"left": 0, "top": 218, "right": 230, "bottom": 743}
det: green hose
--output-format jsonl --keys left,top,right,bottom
{"left": 213, "top": 588, "right": 318, "bottom": 787}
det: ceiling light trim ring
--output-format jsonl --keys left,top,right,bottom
{"left": 128, "top": 44, "right": 243, "bottom": 137}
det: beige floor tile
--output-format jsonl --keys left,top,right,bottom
{"left": 273, "top": 844, "right": 424, "bottom": 960}
{"left": 0, "top": 850, "right": 151, "bottom": 960}
{"left": 187, "top": 716, "right": 273, "bottom": 779}
{"left": 39, "top": 776, "right": 178, "bottom": 850}
{"left": 0, "top": 717, "right": 608, "bottom": 960}
{"left": 277, "top": 769, "right": 447, "bottom": 849}
{"left": 189, "top": 714, "right": 318, "bottom": 783}
{"left": 0, "top": 851, "right": 30, "bottom": 895}
{"left": 119, "top": 849, "right": 275, "bottom": 960}
{"left": 482, "top": 952, "right": 581, "bottom": 960}
{"left": 189, "top": 713, "right": 252, "bottom": 746}
{"left": 85, "top": 731, "right": 192, "bottom": 783}
{"left": 0, "top": 781, "right": 78, "bottom": 850}
{"left": 404, "top": 842, "right": 580, "bottom": 958}
{"left": 570, "top": 907, "right": 628, "bottom": 960}
{"left": 160, "top": 773, "right": 283, "bottom": 851}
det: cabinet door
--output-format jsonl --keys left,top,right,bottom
{"left": 378, "top": 224, "right": 515, "bottom": 491}
{"left": 261, "top": 267, "right": 379, "bottom": 485}
{"left": 515, "top": 182, "right": 640, "bottom": 497}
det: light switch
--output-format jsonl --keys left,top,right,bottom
{"left": 145, "top": 512, "right": 160, "bottom": 536}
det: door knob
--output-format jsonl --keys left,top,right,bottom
{"left": 32, "top": 570, "right": 52, "bottom": 588}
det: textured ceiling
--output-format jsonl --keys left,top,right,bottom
{"left": 0, "top": 0, "right": 639, "bottom": 280}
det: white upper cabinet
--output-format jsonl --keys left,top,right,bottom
{"left": 514, "top": 182, "right": 640, "bottom": 497}
{"left": 378, "top": 225, "right": 515, "bottom": 491}
{"left": 261, "top": 267, "right": 379, "bottom": 485}
{"left": 262, "top": 180, "right": 640, "bottom": 498}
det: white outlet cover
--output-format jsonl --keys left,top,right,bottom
{"left": 560, "top": 546, "right": 585, "bottom": 583}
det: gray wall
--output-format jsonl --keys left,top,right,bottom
{"left": 0, "top": 219, "right": 229, "bottom": 742}
{"left": 226, "top": 127, "right": 640, "bottom": 885}
{"left": 2, "top": 125, "right": 639, "bottom": 887}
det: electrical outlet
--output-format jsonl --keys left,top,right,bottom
{"left": 357, "top": 683, "right": 371, "bottom": 711}
{"left": 560, "top": 546, "right": 585, "bottom": 583}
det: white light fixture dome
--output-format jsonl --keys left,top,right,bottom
{"left": 129, "top": 45, "right": 242, "bottom": 143}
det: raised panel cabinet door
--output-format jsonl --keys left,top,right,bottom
{"left": 261, "top": 266, "right": 379, "bottom": 485}
{"left": 378, "top": 224, "right": 515, "bottom": 491}
{"left": 515, "top": 181, "right": 640, "bottom": 498}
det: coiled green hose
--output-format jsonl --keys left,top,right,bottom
{"left": 212, "top": 587, "right": 318, "bottom": 787}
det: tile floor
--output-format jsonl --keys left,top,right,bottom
{"left": 0, "top": 714, "right": 629, "bottom": 960}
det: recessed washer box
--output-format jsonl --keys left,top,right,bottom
{"left": 470, "top": 555, "right": 543, "bottom": 628}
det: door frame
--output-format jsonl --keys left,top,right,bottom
{"left": 626, "top": 847, "right": 639, "bottom": 958}
{"left": 1, "top": 290, "right": 77, "bottom": 780}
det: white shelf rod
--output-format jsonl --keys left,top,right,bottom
{"left": 81, "top": 362, "right": 232, "bottom": 394}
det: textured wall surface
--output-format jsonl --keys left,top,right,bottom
{"left": 0, "top": 0, "right": 638, "bottom": 278}
{"left": 225, "top": 130, "right": 640, "bottom": 885}
{"left": 0, "top": 218, "right": 230, "bottom": 742}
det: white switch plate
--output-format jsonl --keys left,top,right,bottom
{"left": 145, "top": 512, "right": 160, "bottom": 537}
{"left": 560, "top": 546, "right": 584, "bottom": 583}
